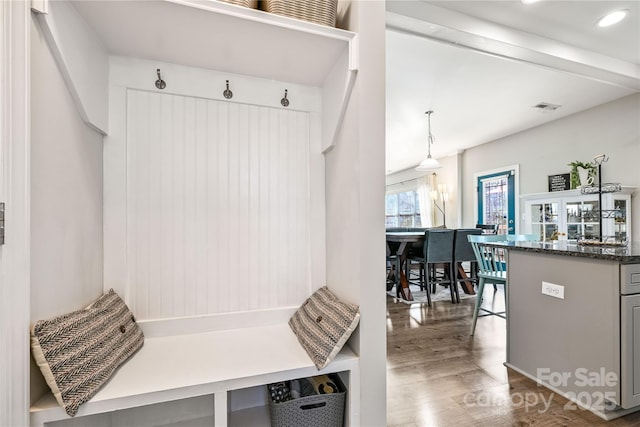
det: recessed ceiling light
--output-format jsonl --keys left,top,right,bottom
{"left": 521, "top": 0, "right": 541, "bottom": 4}
{"left": 596, "top": 9, "right": 629, "bottom": 27}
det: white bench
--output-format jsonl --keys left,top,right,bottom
{"left": 29, "top": 312, "right": 360, "bottom": 427}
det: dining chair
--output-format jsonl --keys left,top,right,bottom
{"left": 406, "top": 228, "right": 428, "bottom": 282}
{"left": 411, "top": 229, "right": 456, "bottom": 305}
{"left": 467, "top": 234, "right": 509, "bottom": 335}
{"left": 452, "top": 228, "right": 482, "bottom": 301}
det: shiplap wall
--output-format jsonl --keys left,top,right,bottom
{"left": 105, "top": 57, "right": 325, "bottom": 323}
{"left": 124, "top": 89, "right": 311, "bottom": 319}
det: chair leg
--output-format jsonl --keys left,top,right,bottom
{"left": 448, "top": 263, "right": 456, "bottom": 304}
{"left": 386, "top": 264, "right": 396, "bottom": 291}
{"left": 421, "top": 263, "right": 432, "bottom": 306}
{"left": 404, "top": 260, "right": 410, "bottom": 288}
{"left": 431, "top": 265, "right": 436, "bottom": 293}
{"left": 471, "top": 278, "right": 486, "bottom": 335}
{"left": 395, "top": 258, "right": 402, "bottom": 298}
{"left": 451, "top": 262, "right": 460, "bottom": 303}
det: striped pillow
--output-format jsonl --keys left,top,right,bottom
{"left": 30, "top": 289, "right": 144, "bottom": 417}
{"left": 289, "top": 286, "right": 360, "bottom": 370}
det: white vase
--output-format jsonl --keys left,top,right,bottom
{"left": 577, "top": 166, "right": 594, "bottom": 187}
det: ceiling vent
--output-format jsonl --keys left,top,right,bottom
{"left": 533, "top": 102, "right": 562, "bottom": 112}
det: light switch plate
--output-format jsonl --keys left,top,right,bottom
{"left": 542, "top": 281, "right": 564, "bottom": 299}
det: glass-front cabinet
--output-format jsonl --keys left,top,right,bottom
{"left": 529, "top": 201, "right": 559, "bottom": 241}
{"left": 565, "top": 199, "right": 600, "bottom": 240}
{"left": 522, "top": 188, "right": 633, "bottom": 242}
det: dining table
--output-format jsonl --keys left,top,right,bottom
{"left": 386, "top": 231, "right": 426, "bottom": 301}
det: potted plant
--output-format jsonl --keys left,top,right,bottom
{"left": 568, "top": 160, "right": 596, "bottom": 188}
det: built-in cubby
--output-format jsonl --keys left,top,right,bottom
{"left": 28, "top": 0, "right": 371, "bottom": 425}
{"left": 40, "top": 369, "right": 352, "bottom": 426}
{"left": 46, "top": 396, "right": 214, "bottom": 427}
{"left": 30, "top": 320, "right": 359, "bottom": 426}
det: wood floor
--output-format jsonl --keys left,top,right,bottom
{"left": 386, "top": 286, "right": 640, "bottom": 427}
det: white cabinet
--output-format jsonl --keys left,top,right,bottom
{"left": 521, "top": 187, "right": 633, "bottom": 242}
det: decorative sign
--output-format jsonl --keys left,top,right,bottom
{"left": 548, "top": 173, "right": 571, "bottom": 192}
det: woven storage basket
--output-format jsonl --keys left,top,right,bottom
{"left": 218, "top": 0, "right": 258, "bottom": 9}
{"left": 263, "top": 0, "right": 338, "bottom": 27}
{"left": 268, "top": 374, "right": 346, "bottom": 427}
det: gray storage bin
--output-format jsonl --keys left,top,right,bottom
{"left": 268, "top": 374, "right": 346, "bottom": 427}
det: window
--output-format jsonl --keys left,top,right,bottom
{"left": 482, "top": 176, "right": 508, "bottom": 227}
{"left": 386, "top": 190, "right": 421, "bottom": 228}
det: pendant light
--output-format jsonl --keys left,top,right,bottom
{"left": 415, "top": 110, "right": 442, "bottom": 171}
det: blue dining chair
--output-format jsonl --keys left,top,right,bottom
{"left": 452, "top": 229, "right": 482, "bottom": 301}
{"left": 411, "top": 229, "right": 456, "bottom": 305}
{"left": 467, "top": 234, "right": 509, "bottom": 335}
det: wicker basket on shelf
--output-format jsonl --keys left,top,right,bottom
{"left": 263, "top": 0, "right": 338, "bottom": 27}
{"left": 218, "top": 0, "right": 258, "bottom": 9}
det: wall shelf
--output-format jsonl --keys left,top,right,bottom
{"left": 580, "top": 182, "right": 622, "bottom": 195}
{"left": 70, "top": 0, "right": 358, "bottom": 87}
{"left": 36, "top": 0, "right": 358, "bottom": 148}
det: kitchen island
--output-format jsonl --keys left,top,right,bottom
{"left": 497, "top": 240, "right": 640, "bottom": 420}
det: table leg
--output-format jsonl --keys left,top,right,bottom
{"left": 457, "top": 265, "right": 476, "bottom": 295}
{"left": 395, "top": 242, "right": 414, "bottom": 301}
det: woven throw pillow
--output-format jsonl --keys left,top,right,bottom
{"left": 30, "top": 289, "right": 144, "bottom": 417}
{"left": 289, "top": 286, "right": 360, "bottom": 370}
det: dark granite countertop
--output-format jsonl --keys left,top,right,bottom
{"left": 488, "top": 240, "right": 640, "bottom": 263}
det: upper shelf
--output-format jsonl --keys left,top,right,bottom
{"left": 70, "top": 0, "right": 357, "bottom": 87}
{"left": 580, "top": 183, "right": 623, "bottom": 195}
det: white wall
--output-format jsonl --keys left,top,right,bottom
{"left": 387, "top": 95, "right": 639, "bottom": 235}
{"left": 328, "top": 1, "right": 387, "bottom": 425}
{"left": 30, "top": 16, "right": 104, "bottom": 403}
{"left": 461, "top": 94, "right": 640, "bottom": 239}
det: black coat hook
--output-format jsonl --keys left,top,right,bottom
{"left": 281, "top": 89, "right": 289, "bottom": 107}
{"left": 223, "top": 80, "right": 233, "bottom": 99}
{"left": 155, "top": 69, "right": 166, "bottom": 90}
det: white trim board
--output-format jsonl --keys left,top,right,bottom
{"left": 0, "top": 1, "right": 31, "bottom": 425}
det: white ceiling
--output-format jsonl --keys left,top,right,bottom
{"left": 385, "top": 0, "right": 640, "bottom": 174}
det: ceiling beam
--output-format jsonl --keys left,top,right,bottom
{"left": 386, "top": 2, "right": 640, "bottom": 91}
